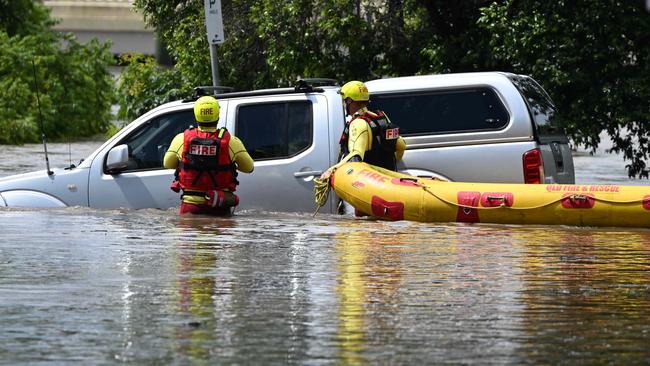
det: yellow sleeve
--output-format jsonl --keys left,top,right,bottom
{"left": 326, "top": 118, "right": 371, "bottom": 171}
{"left": 229, "top": 136, "right": 254, "bottom": 173}
{"left": 345, "top": 118, "right": 371, "bottom": 161}
{"left": 163, "top": 133, "right": 184, "bottom": 169}
{"left": 395, "top": 136, "right": 406, "bottom": 161}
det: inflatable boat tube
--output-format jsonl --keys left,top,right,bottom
{"left": 330, "top": 162, "right": 650, "bottom": 228}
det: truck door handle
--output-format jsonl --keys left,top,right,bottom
{"left": 293, "top": 170, "right": 323, "bottom": 178}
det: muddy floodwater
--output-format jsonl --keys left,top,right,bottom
{"left": 1, "top": 140, "right": 649, "bottom": 365}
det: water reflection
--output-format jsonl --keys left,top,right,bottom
{"left": 2, "top": 207, "right": 650, "bottom": 364}
{"left": 335, "top": 222, "right": 404, "bottom": 364}
{"left": 515, "top": 228, "right": 650, "bottom": 363}
{"left": 328, "top": 221, "right": 650, "bottom": 364}
{"left": 173, "top": 217, "right": 237, "bottom": 362}
{"left": 332, "top": 222, "right": 518, "bottom": 363}
{"left": 3, "top": 133, "right": 650, "bottom": 364}
{"left": 116, "top": 213, "right": 343, "bottom": 364}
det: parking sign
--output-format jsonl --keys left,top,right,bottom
{"left": 204, "top": 0, "right": 224, "bottom": 44}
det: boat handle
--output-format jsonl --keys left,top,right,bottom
{"left": 399, "top": 177, "right": 419, "bottom": 183}
{"left": 486, "top": 195, "right": 510, "bottom": 206}
{"left": 569, "top": 194, "right": 589, "bottom": 201}
{"left": 486, "top": 195, "right": 506, "bottom": 201}
{"left": 294, "top": 170, "right": 323, "bottom": 178}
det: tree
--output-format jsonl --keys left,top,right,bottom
{"left": 127, "top": 0, "right": 650, "bottom": 177}
{"left": 0, "top": 0, "right": 52, "bottom": 36}
{"left": 416, "top": 0, "right": 497, "bottom": 73}
{"left": 0, "top": 1, "right": 115, "bottom": 144}
{"left": 0, "top": 32, "right": 115, "bottom": 144}
{"left": 133, "top": 0, "right": 273, "bottom": 90}
{"left": 133, "top": 0, "right": 433, "bottom": 86}
{"left": 115, "top": 55, "right": 186, "bottom": 122}
{"left": 478, "top": 0, "right": 650, "bottom": 177}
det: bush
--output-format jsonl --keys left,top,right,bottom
{"left": 115, "top": 54, "right": 188, "bottom": 125}
{"left": 0, "top": 31, "right": 115, "bottom": 144}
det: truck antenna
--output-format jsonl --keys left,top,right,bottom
{"left": 31, "top": 58, "right": 53, "bottom": 176}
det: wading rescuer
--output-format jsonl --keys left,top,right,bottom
{"left": 321, "top": 80, "right": 406, "bottom": 178}
{"left": 164, "top": 96, "right": 254, "bottom": 216}
{"left": 315, "top": 80, "right": 406, "bottom": 214}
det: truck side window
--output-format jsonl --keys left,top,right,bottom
{"left": 369, "top": 88, "right": 509, "bottom": 136}
{"left": 236, "top": 101, "right": 313, "bottom": 160}
{"left": 115, "top": 110, "right": 194, "bottom": 172}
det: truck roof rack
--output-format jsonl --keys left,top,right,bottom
{"left": 183, "top": 78, "right": 339, "bottom": 103}
{"left": 295, "top": 78, "right": 338, "bottom": 88}
{"left": 195, "top": 86, "right": 235, "bottom": 96}
{"left": 182, "top": 86, "right": 235, "bottom": 102}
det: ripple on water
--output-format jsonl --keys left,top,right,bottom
{"left": 1, "top": 144, "right": 650, "bottom": 363}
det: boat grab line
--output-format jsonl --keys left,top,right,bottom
{"left": 420, "top": 186, "right": 649, "bottom": 210}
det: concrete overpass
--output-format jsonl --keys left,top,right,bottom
{"left": 43, "top": 0, "right": 157, "bottom": 56}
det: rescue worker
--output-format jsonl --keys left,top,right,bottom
{"left": 164, "top": 96, "right": 254, "bottom": 216}
{"left": 316, "top": 80, "right": 406, "bottom": 216}
{"left": 321, "top": 80, "right": 406, "bottom": 179}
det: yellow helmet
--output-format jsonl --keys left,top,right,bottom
{"left": 193, "top": 96, "right": 220, "bottom": 123}
{"left": 339, "top": 80, "right": 369, "bottom": 102}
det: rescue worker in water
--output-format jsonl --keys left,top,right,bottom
{"left": 321, "top": 80, "right": 406, "bottom": 179}
{"left": 164, "top": 96, "right": 254, "bottom": 216}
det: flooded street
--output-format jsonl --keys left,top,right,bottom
{"left": 1, "top": 140, "right": 650, "bottom": 364}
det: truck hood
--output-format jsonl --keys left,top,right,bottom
{"left": 0, "top": 167, "right": 91, "bottom": 207}
{"left": 0, "top": 168, "right": 69, "bottom": 186}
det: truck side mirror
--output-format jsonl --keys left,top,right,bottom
{"left": 106, "top": 144, "right": 129, "bottom": 174}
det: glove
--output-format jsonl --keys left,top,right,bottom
{"left": 320, "top": 167, "right": 334, "bottom": 180}
{"left": 170, "top": 180, "right": 181, "bottom": 193}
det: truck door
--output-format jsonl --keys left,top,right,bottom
{"left": 227, "top": 94, "right": 331, "bottom": 213}
{"left": 88, "top": 107, "right": 198, "bottom": 209}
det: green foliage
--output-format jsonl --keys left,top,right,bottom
{"left": 0, "top": 0, "right": 53, "bottom": 36}
{"left": 0, "top": 0, "right": 115, "bottom": 145}
{"left": 0, "top": 31, "right": 115, "bottom": 144}
{"left": 478, "top": 0, "right": 650, "bottom": 177}
{"left": 128, "top": 0, "right": 650, "bottom": 177}
{"left": 116, "top": 54, "right": 187, "bottom": 123}
{"left": 417, "top": 0, "right": 496, "bottom": 73}
{"left": 129, "top": 0, "right": 436, "bottom": 93}
{"left": 133, "top": 0, "right": 274, "bottom": 89}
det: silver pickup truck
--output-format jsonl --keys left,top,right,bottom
{"left": 0, "top": 72, "right": 575, "bottom": 213}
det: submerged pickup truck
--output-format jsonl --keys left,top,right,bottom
{"left": 0, "top": 72, "right": 575, "bottom": 213}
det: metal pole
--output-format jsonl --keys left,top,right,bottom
{"left": 209, "top": 43, "right": 220, "bottom": 89}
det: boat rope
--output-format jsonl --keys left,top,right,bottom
{"left": 313, "top": 176, "right": 331, "bottom": 216}
{"left": 569, "top": 195, "right": 650, "bottom": 205}
{"left": 419, "top": 184, "right": 649, "bottom": 211}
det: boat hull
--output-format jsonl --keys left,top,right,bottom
{"left": 330, "top": 162, "right": 650, "bottom": 228}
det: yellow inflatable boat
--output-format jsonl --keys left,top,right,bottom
{"left": 330, "top": 162, "right": 650, "bottom": 228}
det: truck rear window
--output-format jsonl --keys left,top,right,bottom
{"left": 368, "top": 88, "right": 509, "bottom": 136}
{"left": 507, "top": 75, "right": 567, "bottom": 141}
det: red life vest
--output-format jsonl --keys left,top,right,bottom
{"left": 177, "top": 127, "right": 237, "bottom": 192}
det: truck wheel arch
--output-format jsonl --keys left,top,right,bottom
{"left": 0, "top": 190, "right": 68, "bottom": 208}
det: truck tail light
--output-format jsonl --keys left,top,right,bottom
{"left": 523, "top": 148, "right": 544, "bottom": 184}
